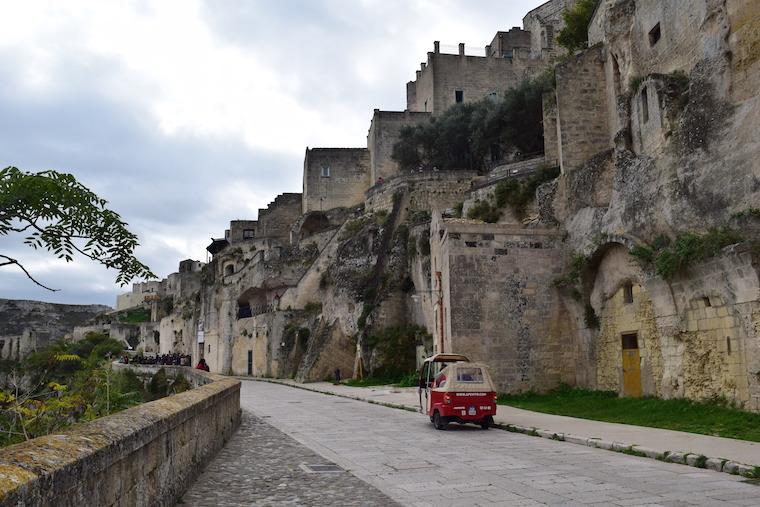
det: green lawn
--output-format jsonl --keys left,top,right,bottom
{"left": 497, "top": 385, "right": 760, "bottom": 442}
{"left": 342, "top": 372, "right": 418, "bottom": 388}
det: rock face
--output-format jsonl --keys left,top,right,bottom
{"left": 0, "top": 299, "right": 111, "bottom": 360}
{"left": 99, "top": 0, "right": 760, "bottom": 411}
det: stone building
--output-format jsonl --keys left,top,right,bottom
{"left": 111, "top": 0, "right": 760, "bottom": 413}
{"left": 366, "top": 110, "right": 431, "bottom": 182}
{"left": 522, "top": 0, "right": 579, "bottom": 58}
{"left": 302, "top": 148, "right": 370, "bottom": 213}
{"left": 405, "top": 35, "right": 548, "bottom": 115}
{"left": 429, "top": 213, "right": 572, "bottom": 392}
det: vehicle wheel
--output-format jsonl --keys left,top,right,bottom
{"left": 480, "top": 416, "right": 493, "bottom": 430}
{"left": 433, "top": 411, "right": 447, "bottom": 430}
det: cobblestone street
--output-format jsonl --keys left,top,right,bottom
{"left": 181, "top": 410, "right": 399, "bottom": 506}
{"left": 185, "top": 380, "right": 760, "bottom": 507}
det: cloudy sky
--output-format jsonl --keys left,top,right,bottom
{"left": 0, "top": 0, "right": 542, "bottom": 306}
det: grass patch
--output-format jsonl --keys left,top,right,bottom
{"left": 342, "top": 371, "right": 418, "bottom": 388}
{"left": 118, "top": 307, "right": 151, "bottom": 323}
{"left": 497, "top": 385, "right": 760, "bottom": 442}
{"left": 630, "top": 228, "right": 742, "bottom": 279}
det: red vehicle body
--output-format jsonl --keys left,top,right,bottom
{"left": 418, "top": 354, "right": 497, "bottom": 430}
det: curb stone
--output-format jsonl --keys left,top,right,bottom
{"left": 247, "top": 377, "right": 759, "bottom": 479}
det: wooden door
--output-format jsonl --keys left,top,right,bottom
{"left": 621, "top": 333, "right": 642, "bottom": 397}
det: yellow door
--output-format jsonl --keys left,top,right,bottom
{"left": 621, "top": 334, "right": 642, "bottom": 398}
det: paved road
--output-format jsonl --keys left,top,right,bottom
{"left": 187, "top": 381, "right": 760, "bottom": 506}
{"left": 182, "top": 410, "right": 399, "bottom": 506}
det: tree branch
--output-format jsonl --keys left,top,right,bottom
{"left": 0, "top": 254, "right": 59, "bottom": 291}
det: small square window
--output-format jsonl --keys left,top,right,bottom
{"left": 622, "top": 333, "right": 638, "bottom": 350}
{"left": 243, "top": 229, "right": 255, "bottom": 239}
{"left": 648, "top": 23, "right": 661, "bottom": 46}
{"left": 455, "top": 90, "right": 464, "bottom": 103}
{"left": 703, "top": 296, "right": 711, "bottom": 307}
{"left": 321, "top": 166, "right": 331, "bottom": 177}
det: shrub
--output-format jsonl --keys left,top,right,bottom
{"left": 304, "top": 301, "right": 323, "bottom": 314}
{"left": 633, "top": 228, "right": 743, "bottom": 279}
{"left": 556, "top": 0, "right": 600, "bottom": 54}
{"left": 467, "top": 200, "right": 502, "bottom": 223}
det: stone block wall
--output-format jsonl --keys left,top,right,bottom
{"left": 0, "top": 367, "right": 240, "bottom": 507}
{"left": 555, "top": 45, "right": 611, "bottom": 172}
{"left": 406, "top": 51, "right": 548, "bottom": 115}
{"left": 302, "top": 148, "right": 370, "bottom": 213}
{"left": 256, "top": 193, "right": 302, "bottom": 241}
{"left": 367, "top": 110, "right": 431, "bottom": 181}
{"left": 522, "top": 0, "right": 577, "bottom": 58}
{"left": 365, "top": 171, "right": 476, "bottom": 212}
{"left": 432, "top": 218, "right": 570, "bottom": 392}
{"left": 587, "top": 242, "right": 760, "bottom": 410}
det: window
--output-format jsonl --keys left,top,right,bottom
{"left": 243, "top": 229, "right": 255, "bottom": 239}
{"left": 545, "top": 25, "right": 554, "bottom": 49}
{"left": 648, "top": 23, "right": 661, "bottom": 46}
{"left": 703, "top": 296, "right": 711, "bottom": 307}
{"left": 247, "top": 350, "right": 253, "bottom": 375}
{"left": 465, "top": 241, "right": 477, "bottom": 248}
{"left": 623, "top": 283, "right": 634, "bottom": 304}
{"left": 482, "top": 233, "right": 494, "bottom": 240}
{"left": 321, "top": 166, "right": 331, "bottom": 177}
{"left": 455, "top": 90, "right": 464, "bottom": 103}
{"left": 224, "top": 264, "right": 234, "bottom": 276}
{"left": 621, "top": 333, "right": 638, "bottom": 350}
{"left": 224, "top": 230, "right": 230, "bottom": 239}
{"left": 726, "top": 337, "right": 732, "bottom": 355}
{"left": 641, "top": 87, "right": 649, "bottom": 123}
{"left": 456, "top": 367, "right": 484, "bottom": 383}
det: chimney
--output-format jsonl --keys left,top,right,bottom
{"left": 434, "top": 40, "right": 440, "bottom": 53}
{"left": 421, "top": 62, "right": 426, "bottom": 71}
{"left": 416, "top": 70, "right": 421, "bottom": 79}
{"left": 459, "top": 43, "right": 465, "bottom": 56}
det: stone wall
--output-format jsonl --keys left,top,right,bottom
{"left": 431, "top": 215, "right": 570, "bottom": 392}
{"left": 0, "top": 366, "right": 240, "bottom": 507}
{"left": 302, "top": 148, "right": 370, "bottom": 213}
{"left": 522, "top": 0, "right": 577, "bottom": 58}
{"left": 555, "top": 45, "right": 611, "bottom": 173}
{"left": 586, "top": 242, "right": 760, "bottom": 410}
{"left": 365, "top": 171, "right": 476, "bottom": 212}
{"left": 406, "top": 49, "right": 548, "bottom": 115}
{"left": 0, "top": 299, "right": 111, "bottom": 360}
{"left": 366, "top": 110, "right": 431, "bottom": 181}
{"left": 256, "top": 193, "right": 302, "bottom": 241}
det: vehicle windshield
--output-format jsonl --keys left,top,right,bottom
{"left": 455, "top": 367, "right": 484, "bottom": 383}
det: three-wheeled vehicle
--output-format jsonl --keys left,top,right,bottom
{"left": 418, "top": 353, "right": 497, "bottom": 430}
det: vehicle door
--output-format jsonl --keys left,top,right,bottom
{"left": 418, "top": 361, "right": 433, "bottom": 414}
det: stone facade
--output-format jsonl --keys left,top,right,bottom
{"left": 522, "top": 0, "right": 579, "bottom": 58}
{"left": 302, "top": 148, "right": 369, "bottom": 213}
{"left": 554, "top": 45, "right": 610, "bottom": 173}
{"left": 406, "top": 41, "right": 548, "bottom": 115}
{"left": 365, "top": 171, "right": 476, "bottom": 212}
{"left": 0, "top": 366, "right": 240, "bottom": 507}
{"left": 366, "top": 110, "right": 431, "bottom": 181}
{"left": 430, "top": 213, "right": 570, "bottom": 392}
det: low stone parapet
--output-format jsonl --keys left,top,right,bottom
{"left": 0, "top": 366, "right": 240, "bottom": 507}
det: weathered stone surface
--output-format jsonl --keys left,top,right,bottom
{"left": 0, "top": 367, "right": 240, "bottom": 507}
